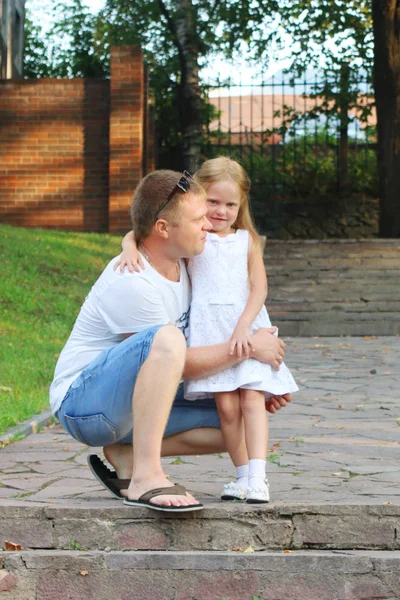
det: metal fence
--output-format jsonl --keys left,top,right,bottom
{"left": 201, "top": 68, "right": 377, "bottom": 207}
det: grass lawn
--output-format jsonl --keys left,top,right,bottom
{"left": 0, "top": 224, "right": 123, "bottom": 435}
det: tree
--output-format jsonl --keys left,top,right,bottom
{"left": 99, "top": 0, "right": 280, "bottom": 171}
{"left": 24, "top": 0, "right": 281, "bottom": 170}
{"left": 24, "top": 1, "right": 107, "bottom": 79}
{"left": 372, "top": 0, "right": 400, "bottom": 237}
{"left": 24, "top": 15, "right": 53, "bottom": 78}
{"left": 276, "top": 0, "right": 374, "bottom": 194}
{"left": 279, "top": 0, "right": 400, "bottom": 237}
{"left": 51, "top": 1, "right": 107, "bottom": 78}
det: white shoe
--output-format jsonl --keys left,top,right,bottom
{"left": 246, "top": 477, "right": 270, "bottom": 503}
{"left": 221, "top": 481, "right": 246, "bottom": 501}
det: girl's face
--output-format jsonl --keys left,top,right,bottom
{"left": 206, "top": 180, "right": 241, "bottom": 235}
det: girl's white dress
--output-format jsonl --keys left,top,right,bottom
{"left": 185, "top": 229, "right": 299, "bottom": 400}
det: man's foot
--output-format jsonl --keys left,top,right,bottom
{"left": 87, "top": 455, "right": 129, "bottom": 499}
{"left": 122, "top": 473, "right": 201, "bottom": 509}
{"left": 123, "top": 483, "right": 204, "bottom": 513}
{"left": 103, "top": 443, "right": 133, "bottom": 479}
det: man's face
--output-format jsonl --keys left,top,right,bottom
{"left": 169, "top": 192, "right": 211, "bottom": 258}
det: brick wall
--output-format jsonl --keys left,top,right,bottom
{"left": 0, "top": 46, "right": 151, "bottom": 233}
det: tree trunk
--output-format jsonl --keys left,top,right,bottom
{"left": 175, "top": 0, "right": 202, "bottom": 173}
{"left": 338, "top": 63, "right": 350, "bottom": 195}
{"left": 372, "top": 0, "right": 400, "bottom": 237}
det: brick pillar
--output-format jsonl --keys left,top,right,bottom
{"left": 142, "top": 65, "right": 156, "bottom": 175}
{"left": 109, "top": 46, "right": 144, "bottom": 234}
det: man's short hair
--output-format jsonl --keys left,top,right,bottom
{"left": 131, "top": 170, "right": 204, "bottom": 242}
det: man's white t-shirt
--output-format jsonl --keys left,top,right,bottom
{"left": 49, "top": 254, "right": 191, "bottom": 415}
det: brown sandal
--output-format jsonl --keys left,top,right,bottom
{"left": 123, "top": 484, "right": 204, "bottom": 513}
{"left": 87, "top": 454, "right": 129, "bottom": 499}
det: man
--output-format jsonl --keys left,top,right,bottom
{"left": 50, "top": 170, "right": 289, "bottom": 512}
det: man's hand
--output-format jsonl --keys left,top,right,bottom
{"left": 251, "top": 327, "right": 286, "bottom": 371}
{"left": 265, "top": 393, "right": 292, "bottom": 414}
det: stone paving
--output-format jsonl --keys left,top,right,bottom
{"left": 1, "top": 336, "right": 399, "bottom": 507}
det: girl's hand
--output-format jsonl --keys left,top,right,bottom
{"left": 229, "top": 322, "right": 255, "bottom": 359}
{"left": 113, "top": 249, "right": 145, "bottom": 274}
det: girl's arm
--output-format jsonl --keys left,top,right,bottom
{"left": 113, "top": 230, "right": 145, "bottom": 273}
{"left": 230, "top": 236, "right": 268, "bottom": 358}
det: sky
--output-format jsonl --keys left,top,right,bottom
{"left": 85, "top": 0, "right": 106, "bottom": 12}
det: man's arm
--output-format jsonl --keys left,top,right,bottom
{"left": 183, "top": 327, "right": 285, "bottom": 380}
{"left": 98, "top": 275, "right": 170, "bottom": 335}
{"left": 183, "top": 340, "right": 240, "bottom": 380}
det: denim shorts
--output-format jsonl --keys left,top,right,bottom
{"left": 57, "top": 324, "right": 220, "bottom": 447}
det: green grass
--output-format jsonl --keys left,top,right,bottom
{"left": 0, "top": 224, "right": 122, "bottom": 435}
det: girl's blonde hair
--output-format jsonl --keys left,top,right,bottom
{"left": 194, "top": 157, "right": 261, "bottom": 247}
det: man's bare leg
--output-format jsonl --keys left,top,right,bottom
{"left": 104, "top": 427, "right": 225, "bottom": 480}
{"left": 121, "top": 325, "right": 199, "bottom": 507}
{"left": 104, "top": 394, "right": 290, "bottom": 479}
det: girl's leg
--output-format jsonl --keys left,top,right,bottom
{"left": 239, "top": 389, "right": 268, "bottom": 459}
{"left": 240, "top": 389, "right": 270, "bottom": 503}
{"left": 215, "top": 390, "right": 249, "bottom": 500}
{"left": 214, "top": 391, "right": 248, "bottom": 468}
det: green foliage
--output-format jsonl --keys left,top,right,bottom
{"left": 24, "top": 0, "right": 378, "bottom": 177}
{"left": 205, "top": 129, "right": 377, "bottom": 199}
{"left": 23, "top": 0, "right": 280, "bottom": 164}
{"left": 51, "top": 0, "right": 108, "bottom": 78}
{"left": 24, "top": 1, "right": 106, "bottom": 78}
{"left": 24, "top": 15, "right": 53, "bottom": 78}
{"left": 70, "top": 539, "right": 86, "bottom": 550}
{"left": 0, "top": 224, "right": 121, "bottom": 434}
{"left": 100, "top": 0, "right": 280, "bottom": 65}
{"left": 276, "top": 1, "right": 375, "bottom": 144}
{"left": 279, "top": 0, "right": 373, "bottom": 72}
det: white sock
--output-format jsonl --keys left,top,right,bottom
{"left": 248, "top": 459, "right": 266, "bottom": 481}
{"left": 236, "top": 464, "right": 249, "bottom": 488}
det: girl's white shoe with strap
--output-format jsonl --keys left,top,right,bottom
{"left": 221, "top": 481, "right": 247, "bottom": 501}
{"left": 246, "top": 476, "right": 270, "bottom": 504}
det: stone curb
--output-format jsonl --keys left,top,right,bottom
{"left": 1, "top": 502, "right": 399, "bottom": 552}
{"left": 0, "top": 409, "right": 55, "bottom": 447}
{"left": 1, "top": 550, "right": 400, "bottom": 600}
{"left": 3, "top": 549, "right": 400, "bottom": 572}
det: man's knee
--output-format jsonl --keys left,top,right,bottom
{"left": 151, "top": 325, "right": 186, "bottom": 365}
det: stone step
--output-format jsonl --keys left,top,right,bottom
{"left": 260, "top": 240, "right": 400, "bottom": 335}
{"left": 1, "top": 549, "right": 400, "bottom": 600}
{"left": 1, "top": 503, "right": 399, "bottom": 553}
{"left": 271, "top": 308, "right": 399, "bottom": 322}
{"left": 263, "top": 239, "right": 400, "bottom": 256}
{"left": 268, "top": 300, "right": 400, "bottom": 313}
{"left": 270, "top": 311, "right": 399, "bottom": 322}
{"left": 267, "top": 268, "right": 400, "bottom": 280}
{"left": 265, "top": 257, "right": 400, "bottom": 269}
{"left": 271, "top": 318, "right": 399, "bottom": 337}
{"left": 267, "top": 270, "right": 400, "bottom": 282}
{"left": 269, "top": 288, "right": 399, "bottom": 302}
{"left": 264, "top": 250, "right": 400, "bottom": 261}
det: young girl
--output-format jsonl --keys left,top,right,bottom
{"left": 117, "top": 157, "right": 298, "bottom": 503}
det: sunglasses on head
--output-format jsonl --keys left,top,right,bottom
{"left": 156, "top": 170, "right": 193, "bottom": 218}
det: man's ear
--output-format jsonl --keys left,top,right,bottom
{"left": 154, "top": 218, "right": 169, "bottom": 239}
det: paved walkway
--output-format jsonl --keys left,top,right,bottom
{"left": 1, "top": 337, "right": 399, "bottom": 507}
